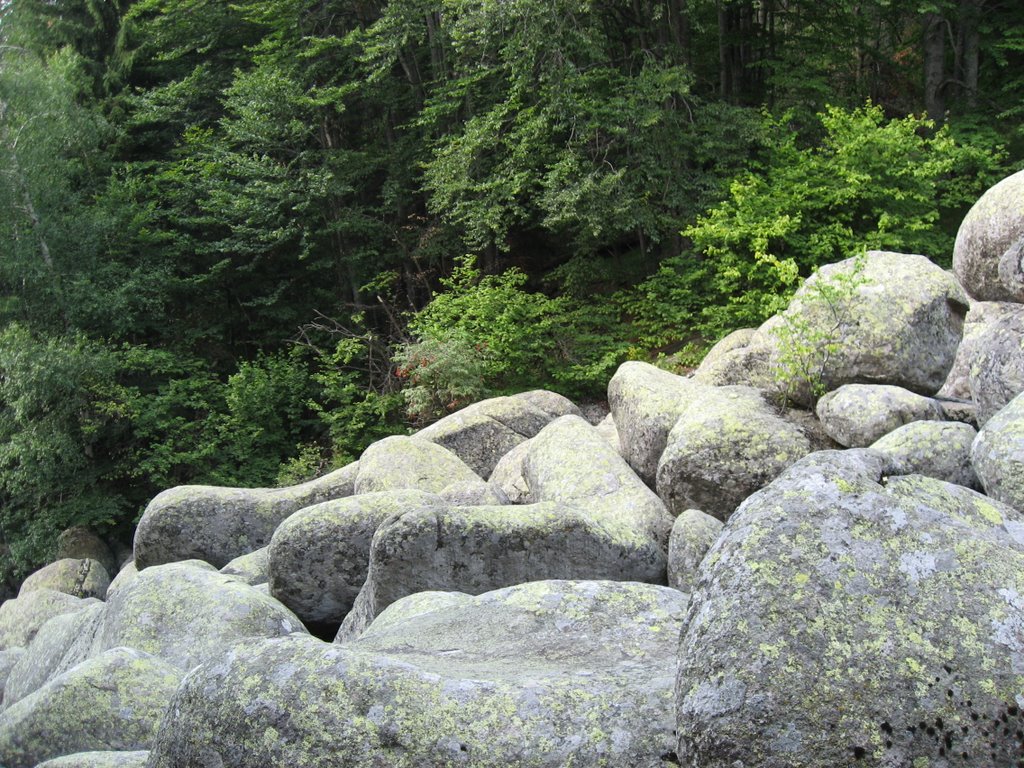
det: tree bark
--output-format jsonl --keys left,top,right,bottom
{"left": 923, "top": 11, "right": 946, "bottom": 124}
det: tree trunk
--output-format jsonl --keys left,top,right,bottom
{"left": 923, "top": 11, "right": 946, "bottom": 124}
{"left": 957, "top": 0, "right": 981, "bottom": 108}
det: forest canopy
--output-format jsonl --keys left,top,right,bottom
{"left": 0, "top": 0, "right": 1020, "bottom": 583}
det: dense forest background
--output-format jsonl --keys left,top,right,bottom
{"left": 0, "top": 0, "right": 1021, "bottom": 584}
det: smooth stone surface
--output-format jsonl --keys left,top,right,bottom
{"left": 53, "top": 528, "right": 117, "bottom": 578}
{"left": 667, "top": 509, "right": 724, "bottom": 593}
{"left": 816, "top": 384, "right": 946, "bottom": 448}
{"left": 676, "top": 449, "right": 1024, "bottom": 767}
{"left": 972, "top": 390, "right": 1024, "bottom": 512}
{"left": 133, "top": 462, "right": 359, "bottom": 569}
{"left": 19, "top": 559, "right": 110, "bottom": 601}
{"left": 0, "top": 647, "right": 180, "bottom": 768}
{"left": 268, "top": 490, "right": 445, "bottom": 626}
{"left": 35, "top": 752, "right": 149, "bottom": 768}
{"left": 870, "top": 420, "right": 979, "bottom": 489}
{"left": 219, "top": 546, "right": 270, "bottom": 586}
{"left": 148, "top": 580, "right": 688, "bottom": 768}
{"left": 965, "top": 303, "right": 1024, "bottom": 425}
{"left": 0, "top": 590, "right": 98, "bottom": 651}
{"left": 510, "top": 390, "right": 582, "bottom": 419}
{"left": 354, "top": 436, "right": 480, "bottom": 495}
{"left": 97, "top": 560, "right": 306, "bottom": 671}
{"left": 953, "top": 169, "right": 1024, "bottom": 302}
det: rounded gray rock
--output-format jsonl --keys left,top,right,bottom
{"left": 35, "top": 752, "right": 149, "bottom": 768}
{"left": 0, "top": 590, "right": 98, "bottom": 651}
{"left": 816, "top": 383, "right": 946, "bottom": 447}
{"left": 19, "top": 559, "right": 110, "bottom": 601}
{"left": 953, "top": 169, "right": 1024, "bottom": 302}
{"left": 972, "top": 389, "right": 1024, "bottom": 512}
{"left": 965, "top": 303, "right": 1024, "bottom": 425}
{"left": 667, "top": 509, "right": 723, "bottom": 593}
{"left": 870, "top": 420, "right": 979, "bottom": 489}
{"left": 354, "top": 436, "right": 480, "bottom": 495}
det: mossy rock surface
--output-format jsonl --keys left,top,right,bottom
{"left": 97, "top": 560, "right": 306, "bottom": 671}
{"left": 870, "top": 420, "right": 979, "bottom": 489}
{"left": 953, "top": 169, "right": 1024, "bottom": 302}
{"left": 676, "top": 449, "right": 1024, "bottom": 767}
{"left": 35, "top": 751, "right": 149, "bottom": 768}
{"left": 148, "top": 580, "right": 687, "bottom": 768}
{"left": 4, "top": 602, "right": 105, "bottom": 710}
{"left": 54, "top": 528, "right": 117, "bottom": 577}
{"left": 0, "top": 590, "right": 98, "bottom": 651}
{"left": 972, "top": 389, "right": 1024, "bottom": 512}
{"left": 354, "top": 436, "right": 481, "bottom": 495}
{"left": 657, "top": 385, "right": 811, "bottom": 519}
{"left": 268, "top": 490, "right": 445, "bottom": 625}
{"left": 668, "top": 509, "right": 723, "bottom": 593}
{"left": 219, "top": 546, "right": 270, "bottom": 586}
{"left": 133, "top": 461, "right": 358, "bottom": 569}
{"left": 0, "top": 647, "right": 180, "bottom": 768}
{"left": 20, "top": 559, "right": 110, "bottom": 600}
{"left": 963, "top": 303, "right": 1024, "bottom": 425}
{"left": 0, "top": 648, "right": 25, "bottom": 706}
{"left": 510, "top": 389, "right": 582, "bottom": 419}
{"left": 816, "top": 384, "right": 945, "bottom": 448}
{"left": 416, "top": 395, "right": 556, "bottom": 478}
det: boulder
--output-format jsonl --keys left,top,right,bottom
{"left": 676, "top": 449, "right": 1024, "bottom": 767}
{"left": 3, "top": 602, "right": 105, "bottom": 710}
{"left": 607, "top": 361, "right": 699, "bottom": 484}
{"left": 699, "top": 328, "right": 759, "bottom": 371}
{"left": 667, "top": 509, "right": 723, "bottom": 593}
{"left": 268, "top": 490, "right": 446, "bottom": 626}
{"left": 438, "top": 479, "right": 508, "bottom": 506}
{"left": 0, "top": 590, "right": 98, "bottom": 650}
{"left": 938, "top": 300, "right": 1012, "bottom": 402}
{"left": 104, "top": 561, "right": 138, "bottom": 599}
{"left": 416, "top": 396, "right": 555, "bottom": 478}
{"left": 487, "top": 439, "right": 532, "bottom": 503}
{"left": 97, "top": 560, "right": 306, "bottom": 671}
{"left": 690, "top": 331, "right": 777, "bottom": 391}
{"left": 147, "top": 580, "right": 688, "bottom": 768}
{"left": 220, "top": 546, "right": 270, "bottom": 586}
{"left": 972, "top": 389, "right": 1024, "bottom": 512}
{"left": 354, "top": 436, "right": 480, "bottom": 495}
{"left": 953, "top": 169, "right": 1024, "bottom": 302}
{"left": 133, "top": 461, "right": 359, "bottom": 569}
{"left": 656, "top": 385, "right": 812, "bottom": 519}
{"left": 337, "top": 497, "right": 671, "bottom": 640}
{"left": 965, "top": 303, "right": 1024, "bottom": 425}
{"left": 510, "top": 389, "right": 582, "bottom": 419}
{"left": 53, "top": 528, "right": 117, "bottom": 578}
{"left": 0, "top": 648, "right": 25, "bottom": 706}
{"left": 815, "top": 384, "right": 946, "bottom": 447}
{"left": 19, "top": 559, "right": 110, "bottom": 600}
{"left": 35, "top": 752, "right": 149, "bottom": 768}
{"left": 0, "top": 647, "right": 180, "bottom": 768}
{"left": 595, "top": 413, "right": 620, "bottom": 450}
{"left": 870, "top": 420, "right": 980, "bottom": 489}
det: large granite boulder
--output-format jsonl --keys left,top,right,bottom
{"left": 133, "top": 461, "right": 359, "bottom": 569}
{"left": 870, "top": 420, "right": 980, "bottom": 489}
{"left": 416, "top": 395, "right": 555, "bottom": 478}
{"left": 972, "top": 389, "right": 1024, "bottom": 512}
{"left": 667, "top": 509, "right": 723, "bottom": 593}
{"left": 964, "top": 303, "right": 1024, "bottom": 425}
{"left": 3, "top": 602, "right": 105, "bottom": 710}
{"left": 510, "top": 389, "right": 582, "bottom": 419}
{"left": 0, "top": 648, "right": 24, "bottom": 707}
{"left": 96, "top": 560, "right": 306, "bottom": 671}
{"left": 0, "top": 590, "right": 98, "bottom": 650}
{"left": 676, "top": 449, "right": 1024, "bottom": 767}
{"left": 219, "top": 546, "right": 270, "bottom": 586}
{"left": 53, "top": 528, "right": 117, "bottom": 578}
{"left": 268, "top": 490, "right": 445, "bottom": 627}
{"left": 815, "top": 384, "right": 946, "bottom": 447}
{"left": 656, "top": 384, "right": 812, "bottom": 519}
{"left": 353, "top": 436, "right": 480, "bottom": 495}
{"left": 147, "top": 580, "right": 688, "bottom": 768}
{"left": 35, "top": 752, "right": 149, "bottom": 768}
{"left": 0, "top": 647, "right": 180, "bottom": 768}
{"left": 19, "top": 559, "right": 110, "bottom": 601}
{"left": 953, "top": 169, "right": 1024, "bottom": 302}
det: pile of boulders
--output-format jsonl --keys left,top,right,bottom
{"left": 1, "top": 170, "right": 1022, "bottom": 767}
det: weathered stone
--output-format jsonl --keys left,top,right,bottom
{"left": 3, "top": 602, "right": 105, "bottom": 710}
{"left": 417, "top": 396, "right": 554, "bottom": 478}
{"left": 657, "top": 385, "right": 812, "bottom": 519}
{"left": 972, "top": 390, "right": 1024, "bottom": 512}
{"left": 667, "top": 509, "right": 723, "bottom": 593}
{"left": 354, "top": 436, "right": 480, "bottom": 495}
{"left": 965, "top": 303, "right": 1024, "bottom": 425}
{"left": 816, "top": 384, "right": 946, "bottom": 448}
{"left": 0, "top": 590, "right": 97, "bottom": 651}
{"left": 690, "top": 334, "right": 777, "bottom": 391}
{"left": 268, "top": 490, "right": 446, "bottom": 626}
{"left": 133, "top": 461, "right": 359, "bottom": 569}
{"left": 0, "top": 648, "right": 25, "bottom": 707}
{"left": 97, "top": 560, "right": 306, "bottom": 671}
{"left": 53, "top": 528, "right": 117, "bottom": 578}
{"left": 0, "top": 647, "right": 180, "bottom": 768}
{"left": 608, "top": 361, "right": 699, "bottom": 484}
{"left": 870, "top": 420, "right": 980, "bottom": 489}
{"left": 676, "top": 449, "right": 1024, "bottom": 767}
{"left": 939, "top": 300, "right": 1011, "bottom": 401}
{"left": 999, "top": 235, "right": 1024, "bottom": 299}
{"left": 510, "top": 389, "right": 582, "bottom": 419}
{"left": 438, "top": 479, "right": 508, "bottom": 506}
{"left": 104, "top": 561, "right": 138, "bottom": 599}
{"left": 953, "top": 169, "right": 1024, "bottom": 302}
{"left": 19, "top": 559, "right": 110, "bottom": 600}
{"left": 148, "top": 580, "right": 687, "bottom": 768}
{"left": 698, "top": 328, "right": 758, "bottom": 371}
{"left": 220, "top": 546, "right": 270, "bottom": 586}
{"left": 487, "top": 439, "right": 532, "bottom": 503}
{"left": 35, "top": 751, "right": 150, "bottom": 768}
{"left": 595, "top": 412, "right": 620, "bottom": 450}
